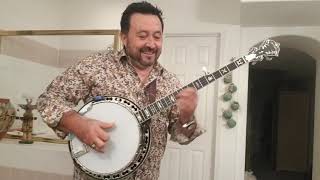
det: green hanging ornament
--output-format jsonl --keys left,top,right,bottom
{"left": 227, "top": 119, "right": 237, "bottom": 128}
{"left": 230, "top": 101, "right": 240, "bottom": 111}
{"left": 223, "top": 109, "right": 232, "bottom": 119}
{"left": 223, "top": 73, "right": 232, "bottom": 84}
{"left": 228, "top": 83, "right": 237, "bottom": 93}
{"left": 223, "top": 92, "right": 232, "bottom": 101}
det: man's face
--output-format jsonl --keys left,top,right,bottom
{"left": 121, "top": 13, "right": 163, "bottom": 69}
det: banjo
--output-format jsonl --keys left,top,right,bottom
{"left": 68, "top": 39, "right": 280, "bottom": 179}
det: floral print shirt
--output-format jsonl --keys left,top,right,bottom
{"left": 37, "top": 49, "right": 204, "bottom": 180}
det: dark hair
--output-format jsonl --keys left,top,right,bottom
{"left": 120, "top": 1, "right": 164, "bottom": 34}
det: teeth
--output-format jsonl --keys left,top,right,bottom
{"left": 143, "top": 52, "right": 154, "bottom": 55}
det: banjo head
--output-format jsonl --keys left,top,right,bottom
{"left": 69, "top": 96, "right": 150, "bottom": 179}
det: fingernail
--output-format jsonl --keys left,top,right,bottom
{"left": 110, "top": 121, "right": 116, "bottom": 127}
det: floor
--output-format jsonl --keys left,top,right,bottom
{"left": 252, "top": 155, "right": 310, "bottom": 180}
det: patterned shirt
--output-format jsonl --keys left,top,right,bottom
{"left": 37, "top": 49, "right": 204, "bottom": 180}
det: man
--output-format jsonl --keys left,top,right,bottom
{"left": 37, "top": 1, "right": 204, "bottom": 180}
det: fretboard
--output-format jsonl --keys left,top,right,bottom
{"left": 135, "top": 56, "right": 249, "bottom": 124}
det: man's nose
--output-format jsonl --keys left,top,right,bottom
{"left": 145, "top": 37, "right": 156, "bottom": 48}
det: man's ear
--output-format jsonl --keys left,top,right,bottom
{"left": 120, "top": 32, "right": 128, "bottom": 47}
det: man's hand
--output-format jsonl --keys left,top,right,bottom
{"left": 59, "top": 111, "right": 114, "bottom": 152}
{"left": 175, "top": 87, "right": 198, "bottom": 124}
{"left": 77, "top": 118, "right": 114, "bottom": 152}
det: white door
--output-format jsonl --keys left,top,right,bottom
{"left": 159, "top": 34, "right": 220, "bottom": 180}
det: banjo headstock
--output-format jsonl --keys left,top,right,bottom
{"left": 244, "top": 39, "right": 280, "bottom": 64}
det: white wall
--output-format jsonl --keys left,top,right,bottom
{"left": 0, "top": 0, "right": 64, "bottom": 48}
{"left": 0, "top": 0, "right": 63, "bottom": 30}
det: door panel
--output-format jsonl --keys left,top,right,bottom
{"left": 159, "top": 34, "right": 220, "bottom": 180}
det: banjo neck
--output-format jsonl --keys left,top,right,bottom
{"left": 135, "top": 56, "right": 249, "bottom": 124}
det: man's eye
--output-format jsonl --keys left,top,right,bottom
{"left": 154, "top": 36, "right": 161, "bottom": 40}
{"left": 138, "top": 34, "right": 147, "bottom": 39}
{"left": 154, "top": 33, "right": 162, "bottom": 40}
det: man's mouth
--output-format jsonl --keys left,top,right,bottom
{"left": 141, "top": 50, "right": 156, "bottom": 57}
{"left": 142, "top": 51, "right": 155, "bottom": 55}
{"left": 141, "top": 47, "right": 156, "bottom": 56}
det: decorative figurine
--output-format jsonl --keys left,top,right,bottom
{"left": 18, "top": 98, "right": 37, "bottom": 144}
{"left": 230, "top": 101, "right": 240, "bottom": 111}
{"left": 222, "top": 72, "right": 240, "bottom": 129}
{"left": 223, "top": 92, "right": 233, "bottom": 101}
{"left": 227, "top": 119, "right": 237, "bottom": 128}
{"left": 222, "top": 109, "right": 233, "bottom": 119}
{"left": 223, "top": 73, "right": 232, "bottom": 84}
{"left": 228, "top": 83, "right": 237, "bottom": 93}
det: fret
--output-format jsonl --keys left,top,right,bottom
{"left": 227, "top": 62, "right": 237, "bottom": 71}
{"left": 169, "top": 94, "right": 176, "bottom": 103}
{"left": 140, "top": 110, "right": 148, "bottom": 120}
{"left": 193, "top": 80, "right": 202, "bottom": 90}
{"left": 206, "top": 74, "right": 215, "bottom": 83}
{"left": 199, "top": 76, "right": 209, "bottom": 86}
{"left": 165, "top": 96, "right": 172, "bottom": 106}
{"left": 161, "top": 98, "right": 168, "bottom": 107}
{"left": 136, "top": 112, "right": 144, "bottom": 123}
{"left": 168, "top": 95, "right": 175, "bottom": 105}
{"left": 153, "top": 102, "right": 160, "bottom": 112}
{"left": 151, "top": 104, "right": 157, "bottom": 114}
{"left": 213, "top": 70, "right": 222, "bottom": 79}
{"left": 219, "top": 66, "right": 230, "bottom": 75}
{"left": 235, "top": 58, "right": 246, "bottom": 67}
{"left": 143, "top": 108, "right": 151, "bottom": 118}
{"left": 147, "top": 106, "right": 154, "bottom": 115}
{"left": 152, "top": 104, "right": 157, "bottom": 113}
{"left": 164, "top": 97, "right": 170, "bottom": 106}
{"left": 177, "top": 86, "right": 186, "bottom": 92}
{"left": 173, "top": 91, "right": 179, "bottom": 96}
{"left": 157, "top": 101, "right": 163, "bottom": 109}
{"left": 187, "top": 83, "right": 195, "bottom": 88}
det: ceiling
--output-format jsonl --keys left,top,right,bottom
{"left": 241, "top": 0, "right": 320, "bottom": 26}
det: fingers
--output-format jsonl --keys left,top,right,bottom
{"left": 176, "top": 87, "right": 198, "bottom": 108}
{"left": 80, "top": 119, "right": 115, "bottom": 153}
{"left": 92, "top": 137, "right": 106, "bottom": 152}
{"left": 97, "top": 127, "right": 110, "bottom": 142}
{"left": 90, "top": 127, "right": 110, "bottom": 152}
{"left": 99, "top": 121, "right": 115, "bottom": 129}
{"left": 175, "top": 88, "right": 198, "bottom": 124}
{"left": 176, "top": 87, "right": 197, "bottom": 99}
{"left": 92, "top": 122, "right": 114, "bottom": 152}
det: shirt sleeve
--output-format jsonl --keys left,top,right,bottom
{"left": 36, "top": 58, "right": 93, "bottom": 139}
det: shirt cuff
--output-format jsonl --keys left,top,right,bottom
{"left": 169, "top": 118, "right": 206, "bottom": 145}
{"left": 40, "top": 106, "right": 73, "bottom": 139}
